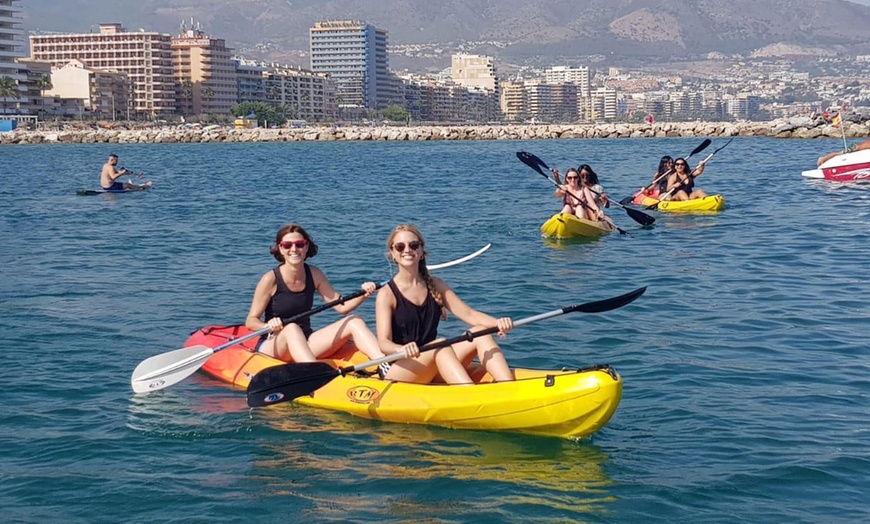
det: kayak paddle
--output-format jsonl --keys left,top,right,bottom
{"left": 130, "top": 244, "right": 493, "bottom": 394}
{"left": 646, "top": 137, "right": 734, "bottom": 210}
{"left": 618, "top": 139, "right": 712, "bottom": 205}
{"left": 517, "top": 151, "right": 654, "bottom": 229}
{"left": 246, "top": 286, "right": 647, "bottom": 408}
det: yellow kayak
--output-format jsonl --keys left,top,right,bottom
{"left": 192, "top": 325, "right": 623, "bottom": 440}
{"left": 540, "top": 212, "right": 615, "bottom": 238}
{"left": 641, "top": 194, "right": 725, "bottom": 213}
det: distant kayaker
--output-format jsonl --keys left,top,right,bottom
{"left": 375, "top": 224, "right": 514, "bottom": 384}
{"left": 664, "top": 157, "right": 707, "bottom": 201}
{"left": 551, "top": 167, "right": 605, "bottom": 221}
{"left": 100, "top": 153, "right": 152, "bottom": 191}
{"left": 817, "top": 138, "right": 870, "bottom": 166}
{"left": 245, "top": 223, "right": 390, "bottom": 377}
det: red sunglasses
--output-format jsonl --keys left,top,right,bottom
{"left": 279, "top": 239, "right": 308, "bottom": 250}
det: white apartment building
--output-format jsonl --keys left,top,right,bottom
{"left": 451, "top": 54, "right": 498, "bottom": 92}
{"left": 47, "top": 59, "right": 129, "bottom": 119}
{"left": 30, "top": 23, "right": 176, "bottom": 117}
{"left": 586, "top": 87, "right": 618, "bottom": 121}
{"left": 544, "top": 66, "right": 590, "bottom": 98}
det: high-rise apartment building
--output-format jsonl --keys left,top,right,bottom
{"left": 172, "top": 21, "right": 237, "bottom": 116}
{"left": 30, "top": 23, "right": 175, "bottom": 117}
{"left": 500, "top": 81, "right": 526, "bottom": 122}
{"left": 544, "top": 66, "right": 590, "bottom": 98}
{"left": 0, "top": 0, "right": 26, "bottom": 115}
{"left": 587, "top": 87, "right": 618, "bottom": 120}
{"left": 309, "top": 20, "right": 390, "bottom": 112}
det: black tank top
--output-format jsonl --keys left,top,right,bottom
{"left": 265, "top": 264, "right": 315, "bottom": 338}
{"left": 388, "top": 279, "right": 440, "bottom": 346}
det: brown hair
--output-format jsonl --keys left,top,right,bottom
{"left": 386, "top": 224, "right": 446, "bottom": 317}
{"left": 270, "top": 223, "right": 318, "bottom": 262}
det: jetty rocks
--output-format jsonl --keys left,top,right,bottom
{"left": 1, "top": 117, "right": 866, "bottom": 145}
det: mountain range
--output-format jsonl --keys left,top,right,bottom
{"left": 19, "top": 0, "right": 870, "bottom": 68}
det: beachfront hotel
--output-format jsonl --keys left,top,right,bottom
{"left": 309, "top": 20, "right": 392, "bottom": 113}
{"left": 30, "top": 23, "right": 176, "bottom": 117}
{"left": 171, "top": 19, "right": 237, "bottom": 116}
{"left": 0, "top": 0, "right": 27, "bottom": 115}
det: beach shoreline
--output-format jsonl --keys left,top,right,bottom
{"left": 1, "top": 117, "right": 866, "bottom": 145}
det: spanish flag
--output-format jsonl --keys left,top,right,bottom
{"left": 831, "top": 113, "right": 841, "bottom": 128}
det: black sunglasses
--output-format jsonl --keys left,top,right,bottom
{"left": 392, "top": 241, "right": 421, "bottom": 252}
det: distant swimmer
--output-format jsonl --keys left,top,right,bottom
{"left": 100, "top": 153, "right": 152, "bottom": 191}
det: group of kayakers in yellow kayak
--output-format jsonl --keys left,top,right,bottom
{"left": 546, "top": 153, "right": 710, "bottom": 225}
{"left": 246, "top": 222, "right": 515, "bottom": 385}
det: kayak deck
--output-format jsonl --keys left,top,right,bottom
{"left": 641, "top": 194, "right": 725, "bottom": 213}
{"left": 189, "top": 325, "right": 623, "bottom": 439}
{"left": 541, "top": 212, "right": 615, "bottom": 239}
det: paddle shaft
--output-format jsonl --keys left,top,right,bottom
{"left": 337, "top": 305, "right": 595, "bottom": 374}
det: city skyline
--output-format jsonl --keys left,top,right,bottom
{"left": 16, "top": 0, "right": 870, "bottom": 68}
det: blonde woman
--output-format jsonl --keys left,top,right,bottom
{"left": 375, "top": 224, "right": 514, "bottom": 384}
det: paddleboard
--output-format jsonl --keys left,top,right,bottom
{"left": 76, "top": 187, "right": 150, "bottom": 195}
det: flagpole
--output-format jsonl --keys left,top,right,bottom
{"left": 841, "top": 120, "right": 848, "bottom": 152}
{"left": 839, "top": 103, "right": 848, "bottom": 152}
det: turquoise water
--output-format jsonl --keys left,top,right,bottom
{"left": 1, "top": 137, "right": 868, "bottom": 523}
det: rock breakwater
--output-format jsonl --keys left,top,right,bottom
{"left": 1, "top": 117, "right": 866, "bottom": 145}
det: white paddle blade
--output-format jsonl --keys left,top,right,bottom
{"left": 131, "top": 345, "right": 214, "bottom": 393}
{"left": 427, "top": 243, "right": 491, "bottom": 270}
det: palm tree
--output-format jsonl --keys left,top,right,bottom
{"left": 0, "top": 76, "right": 21, "bottom": 115}
{"left": 35, "top": 74, "right": 52, "bottom": 118}
{"left": 202, "top": 87, "right": 215, "bottom": 115}
{"left": 180, "top": 79, "right": 193, "bottom": 115}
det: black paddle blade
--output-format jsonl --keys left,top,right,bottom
{"left": 626, "top": 207, "right": 656, "bottom": 226}
{"left": 619, "top": 195, "right": 636, "bottom": 206}
{"left": 690, "top": 138, "right": 713, "bottom": 157}
{"left": 565, "top": 286, "right": 646, "bottom": 314}
{"left": 516, "top": 151, "right": 549, "bottom": 177}
{"left": 246, "top": 362, "right": 339, "bottom": 407}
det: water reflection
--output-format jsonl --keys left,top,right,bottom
{"left": 249, "top": 405, "right": 615, "bottom": 520}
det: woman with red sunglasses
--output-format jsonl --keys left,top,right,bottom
{"left": 374, "top": 224, "right": 514, "bottom": 384}
{"left": 245, "top": 223, "right": 388, "bottom": 372}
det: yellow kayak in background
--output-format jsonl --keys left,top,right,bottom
{"left": 641, "top": 194, "right": 725, "bottom": 213}
{"left": 540, "top": 212, "right": 616, "bottom": 238}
